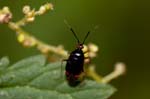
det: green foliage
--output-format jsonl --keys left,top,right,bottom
{"left": 0, "top": 55, "right": 116, "bottom": 99}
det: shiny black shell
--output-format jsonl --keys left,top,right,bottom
{"left": 65, "top": 48, "right": 84, "bottom": 87}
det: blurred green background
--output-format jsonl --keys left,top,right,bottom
{"left": 0, "top": 0, "right": 150, "bottom": 99}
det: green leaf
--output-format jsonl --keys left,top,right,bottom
{"left": 0, "top": 55, "right": 116, "bottom": 99}
{"left": 0, "top": 57, "right": 9, "bottom": 71}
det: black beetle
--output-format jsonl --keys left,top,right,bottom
{"left": 63, "top": 21, "right": 90, "bottom": 87}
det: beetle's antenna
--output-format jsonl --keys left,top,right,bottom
{"left": 82, "top": 31, "right": 90, "bottom": 44}
{"left": 82, "top": 25, "right": 99, "bottom": 44}
{"left": 64, "top": 20, "right": 80, "bottom": 44}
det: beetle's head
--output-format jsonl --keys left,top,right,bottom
{"left": 77, "top": 43, "right": 84, "bottom": 49}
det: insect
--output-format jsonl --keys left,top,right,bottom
{"left": 63, "top": 21, "right": 90, "bottom": 87}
